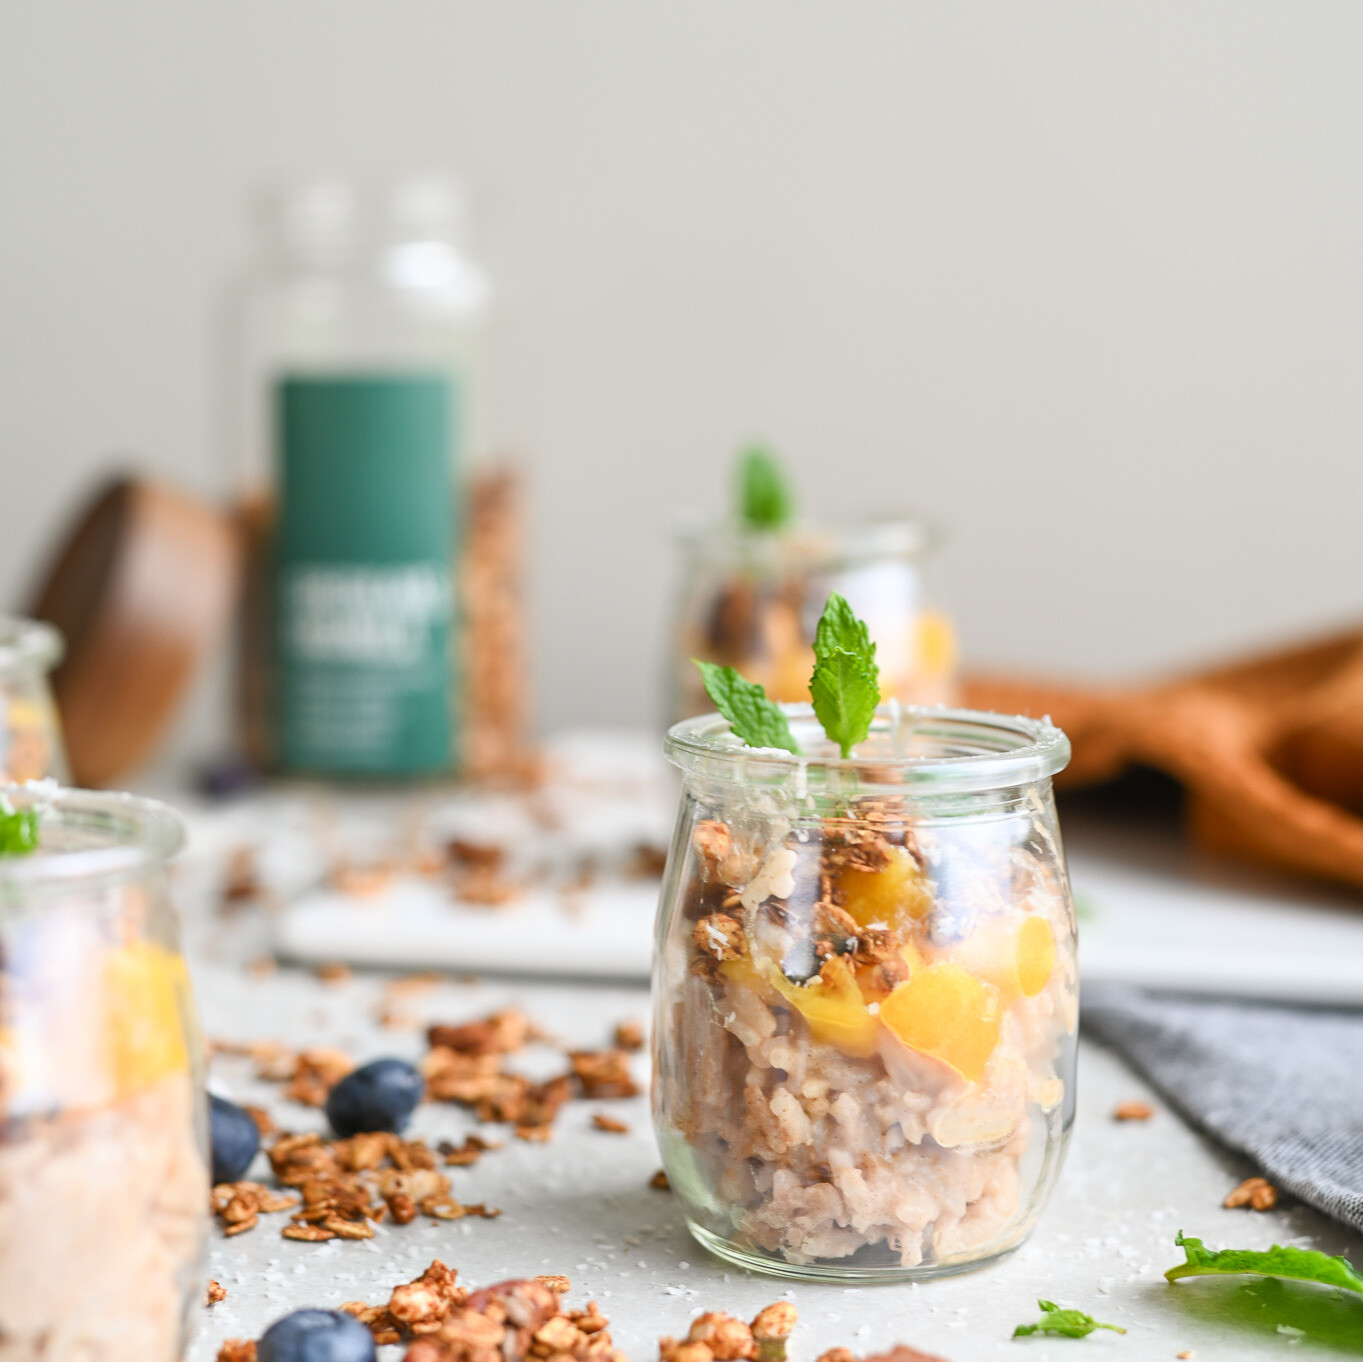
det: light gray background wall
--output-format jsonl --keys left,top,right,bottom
{"left": 2, "top": 3, "right": 1361, "bottom": 755}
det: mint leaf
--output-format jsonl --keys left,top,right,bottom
{"left": 1166, "top": 1231, "right": 1363, "bottom": 1296}
{"left": 0, "top": 801, "right": 38, "bottom": 857}
{"left": 694, "top": 660, "right": 800, "bottom": 754}
{"left": 808, "top": 594, "right": 880, "bottom": 758}
{"left": 810, "top": 646, "right": 879, "bottom": 758}
{"left": 1012, "top": 1300, "right": 1126, "bottom": 1339}
{"left": 814, "top": 591, "right": 876, "bottom": 674}
{"left": 738, "top": 445, "right": 793, "bottom": 531}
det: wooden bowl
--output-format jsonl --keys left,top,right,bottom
{"left": 31, "top": 477, "right": 239, "bottom": 787}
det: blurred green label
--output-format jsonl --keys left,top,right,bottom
{"left": 275, "top": 373, "right": 456, "bottom": 774}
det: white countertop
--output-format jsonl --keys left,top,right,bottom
{"left": 185, "top": 870, "right": 1363, "bottom": 1362}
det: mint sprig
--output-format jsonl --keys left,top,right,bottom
{"left": 737, "top": 445, "right": 793, "bottom": 531}
{"left": 694, "top": 661, "right": 801, "bottom": 754}
{"left": 1012, "top": 1300, "right": 1126, "bottom": 1339}
{"left": 1165, "top": 1231, "right": 1363, "bottom": 1296}
{"left": 814, "top": 590, "right": 876, "bottom": 666}
{"left": 809, "top": 592, "right": 880, "bottom": 758}
{"left": 0, "top": 800, "right": 39, "bottom": 857}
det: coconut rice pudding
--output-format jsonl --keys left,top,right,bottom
{"left": 652, "top": 707, "right": 1077, "bottom": 1280}
{"left": 0, "top": 789, "right": 208, "bottom": 1360}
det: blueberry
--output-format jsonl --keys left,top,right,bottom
{"left": 325, "top": 1057, "right": 423, "bottom": 1138}
{"left": 209, "top": 1093, "right": 260, "bottom": 1184}
{"left": 257, "top": 1309, "right": 375, "bottom": 1362}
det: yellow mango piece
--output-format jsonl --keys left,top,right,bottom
{"left": 840, "top": 845, "right": 932, "bottom": 930}
{"left": 879, "top": 962, "right": 1001, "bottom": 1082}
{"left": 916, "top": 611, "right": 958, "bottom": 678}
{"left": 761, "top": 956, "right": 880, "bottom": 1057}
{"left": 1016, "top": 915, "right": 1056, "bottom": 997}
{"left": 105, "top": 941, "right": 192, "bottom": 1095}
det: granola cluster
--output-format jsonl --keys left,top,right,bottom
{"left": 217, "top": 1264, "right": 797, "bottom": 1362}
{"left": 655, "top": 794, "right": 1075, "bottom": 1270}
{"left": 208, "top": 1007, "right": 642, "bottom": 1242}
{"left": 422, "top": 1008, "right": 638, "bottom": 1142}
{"left": 211, "top": 1129, "right": 500, "bottom": 1243}
{"left": 660, "top": 1303, "right": 797, "bottom": 1362}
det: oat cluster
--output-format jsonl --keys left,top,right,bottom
{"left": 1223, "top": 1176, "right": 1278, "bottom": 1211}
{"left": 208, "top": 1008, "right": 642, "bottom": 1244}
{"left": 218, "top": 1265, "right": 800, "bottom": 1362}
{"left": 421, "top": 1009, "right": 638, "bottom": 1142}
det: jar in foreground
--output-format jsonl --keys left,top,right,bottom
{"left": 652, "top": 707, "right": 1077, "bottom": 1281}
{"left": 0, "top": 787, "right": 208, "bottom": 1360}
{"left": 0, "top": 618, "right": 67, "bottom": 782}
{"left": 668, "top": 521, "right": 957, "bottom": 725}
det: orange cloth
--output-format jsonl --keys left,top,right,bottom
{"left": 964, "top": 628, "right": 1363, "bottom": 893}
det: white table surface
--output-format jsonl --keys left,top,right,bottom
{"left": 181, "top": 800, "right": 1363, "bottom": 1362}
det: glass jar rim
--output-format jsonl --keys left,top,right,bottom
{"left": 665, "top": 704, "right": 1071, "bottom": 795}
{"left": 0, "top": 617, "right": 63, "bottom": 676}
{"left": 0, "top": 785, "right": 186, "bottom": 893}
{"left": 675, "top": 515, "right": 939, "bottom": 565}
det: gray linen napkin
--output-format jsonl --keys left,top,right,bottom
{"left": 1082, "top": 983, "right": 1363, "bottom": 1233}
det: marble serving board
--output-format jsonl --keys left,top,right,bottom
{"left": 187, "top": 732, "right": 1363, "bottom": 1001}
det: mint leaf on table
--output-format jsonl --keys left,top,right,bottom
{"left": 738, "top": 445, "right": 793, "bottom": 531}
{"left": 1012, "top": 1300, "right": 1126, "bottom": 1339}
{"left": 1165, "top": 1231, "right": 1363, "bottom": 1296}
{"left": 809, "top": 593, "right": 881, "bottom": 758}
{"left": 694, "top": 660, "right": 801, "bottom": 754}
{"left": 0, "top": 802, "right": 38, "bottom": 856}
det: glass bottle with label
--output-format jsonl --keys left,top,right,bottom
{"left": 232, "top": 175, "right": 492, "bottom": 776}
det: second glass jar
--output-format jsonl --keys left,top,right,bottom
{"left": 0, "top": 787, "right": 207, "bottom": 1359}
{"left": 652, "top": 706, "right": 1077, "bottom": 1281}
{"left": 668, "top": 519, "right": 957, "bottom": 725}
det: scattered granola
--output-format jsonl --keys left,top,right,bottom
{"left": 221, "top": 846, "right": 262, "bottom": 904}
{"left": 439, "top": 1133, "right": 502, "bottom": 1166}
{"left": 283, "top": 1047, "right": 355, "bottom": 1107}
{"left": 613, "top": 1020, "right": 645, "bottom": 1052}
{"left": 315, "top": 962, "right": 353, "bottom": 984}
{"left": 428, "top": 1009, "right": 532, "bottom": 1057}
{"left": 330, "top": 863, "right": 394, "bottom": 897}
{"left": 651, "top": 1169, "right": 671, "bottom": 1191}
{"left": 218, "top": 1259, "right": 803, "bottom": 1362}
{"left": 243, "top": 1103, "right": 278, "bottom": 1137}
{"left": 207, "top": 1279, "right": 228, "bottom": 1306}
{"left": 569, "top": 1049, "right": 640, "bottom": 1099}
{"left": 456, "top": 867, "right": 523, "bottom": 906}
{"left": 659, "top": 1303, "right": 798, "bottom": 1362}
{"left": 207, "top": 1130, "right": 504, "bottom": 1243}
{"left": 336, "top": 1263, "right": 623, "bottom": 1361}
{"left": 448, "top": 839, "right": 505, "bottom": 870}
{"left": 592, "top": 1113, "right": 630, "bottom": 1134}
{"left": 1113, "top": 1101, "right": 1155, "bottom": 1122}
{"left": 212, "top": 1180, "right": 301, "bottom": 1237}
{"left": 1224, "top": 1176, "right": 1278, "bottom": 1211}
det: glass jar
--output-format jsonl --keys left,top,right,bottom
{"left": 0, "top": 618, "right": 67, "bottom": 782}
{"left": 652, "top": 706, "right": 1076, "bottom": 1281}
{"left": 667, "top": 520, "right": 957, "bottom": 726}
{"left": 0, "top": 787, "right": 208, "bottom": 1360}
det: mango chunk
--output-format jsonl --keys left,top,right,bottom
{"left": 105, "top": 941, "right": 192, "bottom": 1095}
{"left": 840, "top": 845, "right": 932, "bottom": 930}
{"left": 761, "top": 955, "right": 879, "bottom": 1057}
{"left": 879, "top": 962, "right": 1001, "bottom": 1082}
{"left": 1015, "top": 915, "right": 1056, "bottom": 997}
{"left": 916, "top": 610, "right": 958, "bottom": 678}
